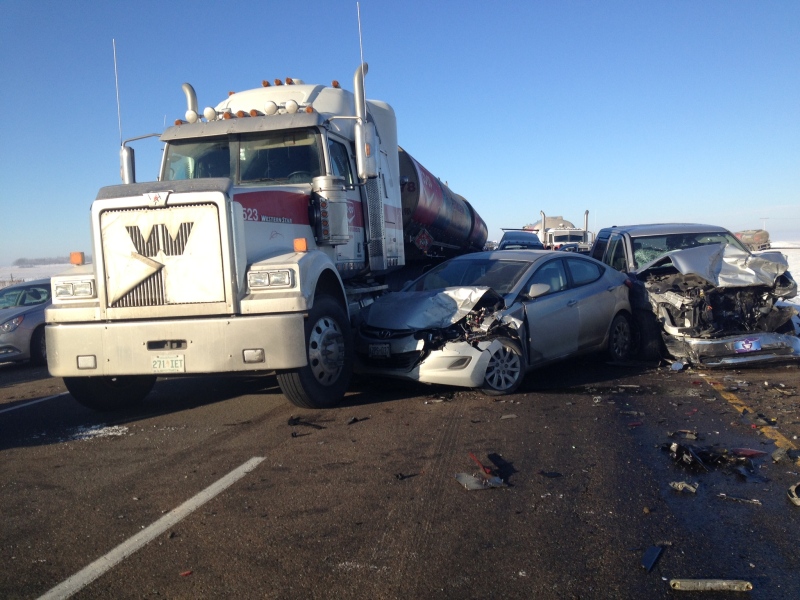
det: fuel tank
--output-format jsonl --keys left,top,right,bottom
{"left": 398, "top": 148, "right": 488, "bottom": 262}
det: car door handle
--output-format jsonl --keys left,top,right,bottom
{"left": 567, "top": 299, "right": 578, "bottom": 307}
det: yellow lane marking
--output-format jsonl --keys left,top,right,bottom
{"left": 706, "top": 380, "right": 798, "bottom": 457}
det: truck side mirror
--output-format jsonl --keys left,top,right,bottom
{"left": 355, "top": 121, "right": 378, "bottom": 180}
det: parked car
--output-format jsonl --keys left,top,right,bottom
{"left": 590, "top": 224, "right": 799, "bottom": 367}
{"left": 497, "top": 230, "right": 545, "bottom": 250}
{"left": 355, "top": 250, "right": 632, "bottom": 394}
{"left": 0, "top": 279, "right": 51, "bottom": 365}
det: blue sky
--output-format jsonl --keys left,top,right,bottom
{"left": 1, "top": 0, "right": 798, "bottom": 264}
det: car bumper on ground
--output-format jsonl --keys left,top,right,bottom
{"left": 663, "top": 331, "right": 800, "bottom": 367}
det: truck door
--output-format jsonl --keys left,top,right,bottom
{"left": 327, "top": 136, "right": 365, "bottom": 270}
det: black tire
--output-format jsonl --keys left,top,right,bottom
{"left": 633, "top": 309, "right": 664, "bottom": 361}
{"left": 30, "top": 326, "right": 47, "bottom": 366}
{"left": 481, "top": 337, "right": 525, "bottom": 396}
{"left": 276, "top": 295, "right": 353, "bottom": 409}
{"left": 64, "top": 375, "right": 156, "bottom": 411}
{"left": 607, "top": 313, "right": 633, "bottom": 363}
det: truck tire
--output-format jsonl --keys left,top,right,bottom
{"left": 607, "top": 313, "right": 633, "bottom": 363}
{"left": 277, "top": 294, "right": 353, "bottom": 409}
{"left": 481, "top": 337, "right": 525, "bottom": 396}
{"left": 30, "top": 326, "right": 47, "bottom": 366}
{"left": 633, "top": 309, "right": 664, "bottom": 361}
{"left": 64, "top": 375, "right": 156, "bottom": 411}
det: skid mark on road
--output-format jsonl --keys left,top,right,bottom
{"left": 706, "top": 379, "right": 798, "bottom": 453}
{"left": 37, "top": 456, "right": 265, "bottom": 600}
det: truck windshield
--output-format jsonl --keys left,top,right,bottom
{"left": 553, "top": 233, "right": 586, "bottom": 243}
{"left": 162, "top": 130, "right": 322, "bottom": 184}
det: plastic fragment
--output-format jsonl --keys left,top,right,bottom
{"left": 669, "top": 481, "right": 698, "bottom": 494}
{"left": 641, "top": 545, "right": 663, "bottom": 572}
{"left": 771, "top": 447, "right": 788, "bottom": 463}
{"left": 500, "top": 414, "right": 518, "bottom": 420}
{"left": 731, "top": 448, "right": 768, "bottom": 458}
{"left": 788, "top": 482, "right": 800, "bottom": 507}
{"left": 669, "top": 579, "right": 752, "bottom": 592}
{"left": 180, "top": 570, "right": 193, "bottom": 577}
{"left": 717, "top": 493, "right": 761, "bottom": 506}
{"left": 454, "top": 472, "right": 506, "bottom": 490}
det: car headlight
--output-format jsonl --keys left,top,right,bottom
{"left": 54, "top": 281, "right": 95, "bottom": 299}
{"left": 0, "top": 315, "right": 23, "bottom": 333}
{"left": 248, "top": 269, "right": 294, "bottom": 290}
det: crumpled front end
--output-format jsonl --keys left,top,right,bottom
{"left": 354, "top": 287, "right": 523, "bottom": 387}
{"left": 639, "top": 243, "right": 800, "bottom": 367}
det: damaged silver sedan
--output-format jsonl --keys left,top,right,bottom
{"left": 591, "top": 224, "right": 800, "bottom": 367}
{"left": 355, "top": 250, "right": 633, "bottom": 394}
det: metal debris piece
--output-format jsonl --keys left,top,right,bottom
{"left": 669, "top": 579, "right": 753, "bottom": 592}
{"left": 500, "top": 414, "right": 518, "bottom": 420}
{"left": 669, "top": 481, "right": 698, "bottom": 494}
{"left": 772, "top": 447, "right": 789, "bottom": 463}
{"left": 620, "top": 410, "right": 645, "bottom": 416}
{"left": 454, "top": 472, "right": 506, "bottom": 490}
{"left": 641, "top": 545, "right": 663, "bottom": 572}
{"left": 287, "top": 416, "right": 325, "bottom": 429}
{"left": 788, "top": 482, "right": 800, "bottom": 507}
{"left": 668, "top": 430, "right": 698, "bottom": 440}
{"left": 667, "top": 442, "right": 710, "bottom": 472}
{"left": 717, "top": 493, "right": 761, "bottom": 506}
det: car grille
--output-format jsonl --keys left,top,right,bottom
{"left": 357, "top": 350, "right": 423, "bottom": 371}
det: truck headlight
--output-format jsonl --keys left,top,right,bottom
{"left": 54, "top": 281, "right": 95, "bottom": 299}
{"left": 248, "top": 269, "right": 294, "bottom": 290}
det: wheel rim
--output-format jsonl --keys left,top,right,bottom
{"left": 611, "top": 319, "right": 631, "bottom": 360}
{"left": 485, "top": 344, "right": 522, "bottom": 391}
{"left": 308, "top": 315, "right": 345, "bottom": 386}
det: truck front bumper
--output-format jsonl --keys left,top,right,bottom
{"left": 46, "top": 313, "right": 307, "bottom": 377}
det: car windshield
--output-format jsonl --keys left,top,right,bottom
{"left": 162, "top": 130, "right": 322, "bottom": 184}
{"left": 409, "top": 259, "right": 531, "bottom": 295}
{"left": 631, "top": 232, "right": 749, "bottom": 268}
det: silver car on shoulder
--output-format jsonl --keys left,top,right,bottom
{"left": 355, "top": 250, "right": 632, "bottom": 395}
{"left": 0, "top": 278, "right": 51, "bottom": 365}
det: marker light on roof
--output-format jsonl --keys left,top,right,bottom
{"left": 286, "top": 77, "right": 294, "bottom": 85}
{"left": 264, "top": 101, "right": 278, "bottom": 115}
{"left": 262, "top": 80, "right": 270, "bottom": 87}
{"left": 222, "top": 111, "right": 232, "bottom": 120}
{"left": 305, "top": 106, "right": 314, "bottom": 114}
{"left": 203, "top": 107, "right": 217, "bottom": 121}
{"left": 274, "top": 79, "right": 283, "bottom": 86}
{"left": 174, "top": 119, "right": 184, "bottom": 126}
{"left": 332, "top": 80, "right": 340, "bottom": 88}
{"left": 285, "top": 100, "right": 298, "bottom": 114}
{"left": 236, "top": 110, "right": 248, "bottom": 118}
{"left": 185, "top": 109, "right": 199, "bottom": 123}
{"left": 249, "top": 109, "right": 261, "bottom": 117}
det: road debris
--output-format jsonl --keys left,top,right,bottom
{"left": 667, "top": 430, "right": 699, "bottom": 440}
{"left": 669, "top": 481, "right": 698, "bottom": 494}
{"left": 456, "top": 453, "right": 508, "bottom": 490}
{"left": 641, "top": 545, "right": 664, "bottom": 572}
{"left": 730, "top": 448, "right": 768, "bottom": 458}
{"left": 669, "top": 579, "right": 753, "bottom": 592}
{"left": 500, "top": 414, "right": 518, "bottom": 420}
{"left": 717, "top": 493, "right": 761, "bottom": 506}
{"left": 287, "top": 416, "right": 325, "bottom": 429}
{"left": 671, "top": 361, "right": 686, "bottom": 371}
{"left": 347, "top": 416, "right": 367, "bottom": 425}
{"left": 788, "top": 482, "right": 800, "bottom": 507}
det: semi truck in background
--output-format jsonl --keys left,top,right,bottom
{"left": 46, "top": 64, "right": 487, "bottom": 411}
{"left": 525, "top": 211, "right": 594, "bottom": 252}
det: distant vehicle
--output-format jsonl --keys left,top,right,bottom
{"left": 0, "top": 279, "right": 51, "bottom": 365}
{"left": 734, "top": 229, "right": 771, "bottom": 251}
{"left": 591, "top": 223, "right": 799, "bottom": 367}
{"left": 497, "top": 230, "right": 545, "bottom": 250}
{"left": 525, "top": 211, "right": 594, "bottom": 252}
{"left": 355, "top": 250, "right": 633, "bottom": 394}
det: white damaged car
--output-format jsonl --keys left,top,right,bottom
{"left": 354, "top": 250, "right": 633, "bottom": 395}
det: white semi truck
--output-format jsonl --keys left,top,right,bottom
{"left": 46, "top": 64, "right": 487, "bottom": 411}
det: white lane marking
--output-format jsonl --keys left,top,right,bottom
{"left": 0, "top": 393, "right": 66, "bottom": 415}
{"left": 38, "top": 456, "right": 266, "bottom": 600}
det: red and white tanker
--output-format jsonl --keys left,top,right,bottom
{"left": 46, "top": 64, "right": 487, "bottom": 410}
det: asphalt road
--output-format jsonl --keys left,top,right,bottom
{"left": 2, "top": 357, "right": 799, "bottom": 599}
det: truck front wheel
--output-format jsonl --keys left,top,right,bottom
{"left": 276, "top": 295, "right": 353, "bottom": 409}
{"left": 64, "top": 375, "right": 156, "bottom": 411}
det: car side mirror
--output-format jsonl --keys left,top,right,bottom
{"left": 526, "top": 283, "right": 551, "bottom": 298}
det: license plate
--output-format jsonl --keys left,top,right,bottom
{"left": 368, "top": 343, "right": 391, "bottom": 358}
{"left": 152, "top": 354, "right": 185, "bottom": 373}
{"left": 734, "top": 338, "right": 761, "bottom": 353}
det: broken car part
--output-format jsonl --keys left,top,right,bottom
{"left": 669, "top": 579, "right": 753, "bottom": 592}
{"left": 788, "top": 482, "right": 800, "bottom": 507}
{"left": 641, "top": 545, "right": 664, "bottom": 572}
{"left": 669, "top": 481, "right": 698, "bottom": 493}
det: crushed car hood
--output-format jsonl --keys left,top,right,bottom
{"left": 639, "top": 243, "right": 791, "bottom": 290}
{"left": 363, "top": 287, "right": 505, "bottom": 330}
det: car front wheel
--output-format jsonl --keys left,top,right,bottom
{"left": 481, "top": 337, "right": 525, "bottom": 396}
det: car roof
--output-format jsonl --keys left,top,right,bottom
{"left": 449, "top": 249, "right": 574, "bottom": 263}
{"left": 2, "top": 278, "right": 50, "bottom": 290}
{"left": 499, "top": 230, "right": 541, "bottom": 240}
{"left": 598, "top": 223, "right": 731, "bottom": 237}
